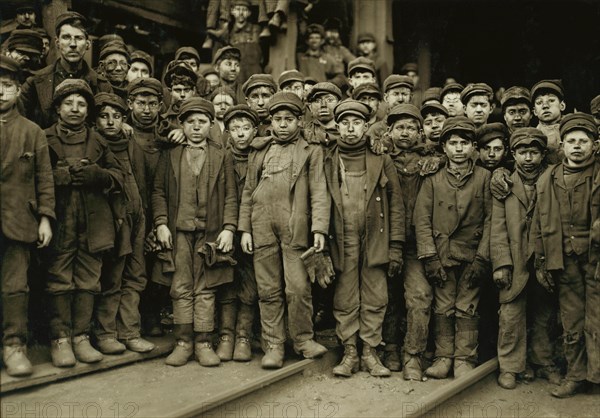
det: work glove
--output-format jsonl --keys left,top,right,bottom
{"left": 423, "top": 255, "right": 447, "bottom": 288}
{"left": 70, "top": 162, "right": 112, "bottom": 188}
{"left": 387, "top": 241, "right": 404, "bottom": 278}
{"left": 419, "top": 156, "right": 442, "bottom": 176}
{"left": 490, "top": 167, "right": 513, "bottom": 201}
{"left": 493, "top": 267, "right": 512, "bottom": 290}
{"left": 53, "top": 161, "right": 72, "bottom": 186}
{"left": 462, "top": 255, "right": 490, "bottom": 289}
{"left": 534, "top": 257, "right": 556, "bottom": 293}
{"left": 301, "top": 247, "right": 335, "bottom": 289}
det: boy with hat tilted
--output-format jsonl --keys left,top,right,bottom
{"left": 304, "top": 82, "right": 342, "bottom": 148}
{"left": 531, "top": 79, "right": 566, "bottom": 163}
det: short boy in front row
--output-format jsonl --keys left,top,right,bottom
{"left": 238, "top": 92, "right": 331, "bottom": 369}
{"left": 152, "top": 97, "right": 238, "bottom": 367}
{"left": 325, "top": 100, "right": 405, "bottom": 378}
{"left": 531, "top": 113, "right": 599, "bottom": 398}
{"left": 0, "top": 57, "right": 54, "bottom": 376}
{"left": 414, "top": 116, "right": 492, "bottom": 379}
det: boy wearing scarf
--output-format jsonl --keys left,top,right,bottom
{"left": 325, "top": 100, "right": 404, "bottom": 378}
{"left": 531, "top": 113, "right": 600, "bottom": 398}
{"left": 238, "top": 92, "right": 331, "bottom": 369}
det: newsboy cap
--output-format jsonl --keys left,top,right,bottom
{"left": 7, "top": 29, "right": 43, "bottom": 55}
{"left": 223, "top": 104, "right": 259, "bottom": 127}
{"left": 52, "top": 78, "right": 94, "bottom": 109}
{"left": 178, "top": 97, "right": 215, "bottom": 122}
{"left": 387, "top": 103, "right": 423, "bottom": 126}
{"left": 357, "top": 32, "right": 376, "bottom": 43}
{"left": 383, "top": 75, "right": 414, "bottom": 93}
{"left": 559, "top": 112, "right": 598, "bottom": 139}
{"left": 175, "top": 46, "right": 201, "bottom": 63}
{"left": 421, "top": 102, "right": 449, "bottom": 118}
{"left": 352, "top": 83, "right": 382, "bottom": 100}
{"left": 54, "top": 11, "right": 87, "bottom": 36}
{"left": 510, "top": 127, "right": 548, "bottom": 150}
{"left": 130, "top": 50, "right": 153, "bottom": 75}
{"left": 94, "top": 92, "right": 127, "bottom": 114}
{"left": 531, "top": 79, "right": 564, "bottom": 101}
{"left": 440, "top": 82, "right": 464, "bottom": 100}
{"left": 306, "top": 82, "right": 342, "bottom": 102}
{"left": 98, "top": 34, "right": 124, "bottom": 51}
{"left": 501, "top": 86, "right": 531, "bottom": 108}
{"left": 400, "top": 62, "right": 418, "bottom": 74}
{"left": 334, "top": 100, "right": 371, "bottom": 122}
{"left": 278, "top": 70, "right": 305, "bottom": 88}
{"left": 242, "top": 73, "right": 277, "bottom": 96}
{"left": 460, "top": 83, "right": 493, "bottom": 104}
{"left": 213, "top": 46, "right": 241, "bottom": 65}
{"left": 268, "top": 92, "right": 304, "bottom": 116}
{"left": 0, "top": 56, "right": 22, "bottom": 76}
{"left": 127, "top": 77, "right": 163, "bottom": 97}
{"left": 164, "top": 60, "right": 198, "bottom": 88}
{"left": 306, "top": 24, "right": 325, "bottom": 38}
{"left": 476, "top": 123, "right": 508, "bottom": 147}
{"left": 440, "top": 116, "right": 476, "bottom": 142}
{"left": 348, "top": 57, "right": 375, "bottom": 77}
{"left": 99, "top": 40, "right": 130, "bottom": 61}
{"left": 422, "top": 87, "right": 442, "bottom": 104}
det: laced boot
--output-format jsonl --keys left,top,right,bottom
{"left": 294, "top": 339, "right": 328, "bottom": 359}
{"left": 403, "top": 352, "right": 423, "bottom": 381}
{"left": 425, "top": 357, "right": 453, "bottom": 379}
{"left": 72, "top": 334, "right": 103, "bottom": 363}
{"left": 216, "top": 301, "right": 236, "bottom": 361}
{"left": 382, "top": 343, "right": 401, "bottom": 371}
{"left": 498, "top": 372, "right": 517, "bottom": 389}
{"left": 165, "top": 324, "right": 193, "bottom": 366}
{"left": 425, "top": 314, "right": 455, "bottom": 379}
{"left": 2, "top": 294, "right": 33, "bottom": 376}
{"left": 261, "top": 343, "right": 284, "bottom": 369}
{"left": 50, "top": 337, "right": 76, "bottom": 367}
{"left": 3, "top": 343, "right": 33, "bottom": 376}
{"left": 195, "top": 333, "right": 220, "bottom": 367}
{"left": 97, "top": 338, "right": 126, "bottom": 354}
{"left": 551, "top": 380, "right": 589, "bottom": 398}
{"left": 333, "top": 344, "right": 359, "bottom": 377}
{"left": 361, "top": 345, "right": 391, "bottom": 377}
{"left": 454, "top": 316, "right": 479, "bottom": 378}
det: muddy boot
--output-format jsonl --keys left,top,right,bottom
{"left": 294, "top": 339, "right": 328, "bottom": 359}
{"left": 50, "top": 337, "right": 76, "bottom": 367}
{"left": 71, "top": 291, "right": 102, "bottom": 363}
{"left": 97, "top": 338, "right": 126, "bottom": 354}
{"left": 216, "top": 301, "right": 237, "bottom": 361}
{"left": 3, "top": 343, "right": 33, "bottom": 376}
{"left": 233, "top": 303, "right": 254, "bottom": 362}
{"left": 498, "top": 371, "right": 517, "bottom": 389}
{"left": 333, "top": 335, "right": 359, "bottom": 377}
{"left": 403, "top": 352, "right": 423, "bottom": 381}
{"left": 195, "top": 333, "right": 220, "bottom": 367}
{"left": 165, "top": 324, "right": 193, "bottom": 366}
{"left": 262, "top": 343, "right": 285, "bottom": 369}
{"left": 454, "top": 316, "right": 479, "bottom": 378}
{"left": 72, "top": 334, "right": 103, "bottom": 363}
{"left": 361, "top": 345, "right": 391, "bottom": 377}
{"left": 48, "top": 294, "right": 76, "bottom": 367}
{"left": 382, "top": 343, "right": 402, "bottom": 371}
{"left": 425, "top": 314, "right": 455, "bottom": 379}
{"left": 551, "top": 380, "right": 589, "bottom": 398}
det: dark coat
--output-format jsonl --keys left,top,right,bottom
{"left": 0, "top": 108, "right": 55, "bottom": 243}
{"left": 414, "top": 163, "right": 492, "bottom": 266}
{"left": 324, "top": 146, "right": 405, "bottom": 272}
{"left": 238, "top": 135, "right": 331, "bottom": 249}
{"left": 151, "top": 140, "right": 238, "bottom": 288}
{"left": 45, "top": 124, "right": 124, "bottom": 253}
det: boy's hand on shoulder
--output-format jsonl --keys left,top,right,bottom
{"left": 156, "top": 224, "right": 173, "bottom": 250}
{"left": 216, "top": 230, "right": 234, "bottom": 253}
{"left": 37, "top": 216, "right": 52, "bottom": 248}
{"left": 241, "top": 232, "right": 253, "bottom": 254}
{"left": 168, "top": 129, "right": 186, "bottom": 144}
{"left": 313, "top": 233, "right": 325, "bottom": 252}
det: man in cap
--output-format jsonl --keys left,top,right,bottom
{"left": 531, "top": 79, "right": 566, "bottom": 163}
{"left": 44, "top": 78, "right": 123, "bottom": 368}
{"left": 441, "top": 82, "right": 464, "bottom": 117}
{"left": 242, "top": 73, "right": 277, "bottom": 136}
{"left": 491, "top": 127, "right": 561, "bottom": 390}
{"left": 278, "top": 70, "right": 305, "bottom": 99}
{"left": 353, "top": 82, "right": 383, "bottom": 125}
{"left": 461, "top": 83, "right": 495, "bottom": 128}
{"left": 304, "top": 82, "right": 342, "bottom": 148}
{"left": 153, "top": 97, "right": 237, "bottom": 368}
{"left": 93, "top": 92, "right": 155, "bottom": 355}
{"left": 347, "top": 57, "right": 377, "bottom": 92}
{"left": 501, "top": 86, "right": 532, "bottom": 134}
{"left": 355, "top": 32, "right": 389, "bottom": 85}
{"left": 33, "top": 27, "right": 51, "bottom": 67}
{"left": 531, "top": 113, "right": 600, "bottom": 397}
{"left": 126, "top": 50, "right": 153, "bottom": 83}
{"left": 4, "top": 29, "right": 43, "bottom": 74}
{"left": 325, "top": 100, "right": 404, "bottom": 378}
{"left": 297, "top": 24, "right": 345, "bottom": 87}
{"left": 97, "top": 41, "right": 131, "bottom": 100}
{"left": 421, "top": 101, "right": 448, "bottom": 151}
{"left": 15, "top": 4, "right": 37, "bottom": 30}
{"left": 415, "top": 116, "right": 492, "bottom": 380}
{"left": 19, "top": 11, "right": 113, "bottom": 128}
{"left": 238, "top": 92, "right": 330, "bottom": 369}
{"left": 213, "top": 46, "right": 244, "bottom": 103}
{"left": 476, "top": 123, "right": 511, "bottom": 171}
{"left": 227, "top": 0, "right": 263, "bottom": 84}
{"left": 0, "top": 56, "right": 54, "bottom": 377}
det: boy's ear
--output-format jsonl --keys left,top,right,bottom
{"left": 559, "top": 101, "right": 566, "bottom": 112}
{"left": 127, "top": 98, "right": 134, "bottom": 110}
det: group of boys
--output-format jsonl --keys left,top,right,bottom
{"left": 1, "top": 8, "right": 599, "bottom": 401}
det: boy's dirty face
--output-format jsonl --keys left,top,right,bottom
{"left": 182, "top": 112, "right": 212, "bottom": 144}
{"left": 561, "top": 130, "right": 596, "bottom": 164}
{"left": 216, "top": 59, "right": 240, "bottom": 83}
{"left": 357, "top": 40, "right": 376, "bottom": 56}
{"left": 126, "top": 61, "right": 150, "bottom": 83}
{"left": 246, "top": 86, "right": 274, "bottom": 119}
{"left": 128, "top": 93, "right": 161, "bottom": 124}
{"left": 337, "top": 115, "right": 367, "bottom": 144}
{"left": 357, "top": 94, "right": 379, "bottom": 116}
{"left": 423, "top": 112, "right": 446, "bottom": 141}
{"left": 271, "top": 109, "right": 300, "bottom": 140}
{"left": 443, "top": 134, "right": 474, "bottom": 164}
{"left": 465, "top": 95, "right": 492, "bottom": 126}
{"left": 212, "top": 93, "right": 234, "bottom": 121}
{"left": 512, "top": 145, "right": 544, "bottom": 173}
{"left": 227, "top": 116, "right": 256, "bottom": 150}
{"left": 0, "top": 76, "right": 21, "bottom": 112}
{"left": 390, "top": 117, "right": 421, "bottom": 150}
{"left": 96, "top": 105, "right": 124, "bottom": 138}
{"left": 533, "top": 93, "right": 565, "bottom": 124}
{"left": 384, "top": 87, "right": 412, "bottom": 108}
{"left": 282, "top": 81, "right": 305, "bottom": 99}
{"left": 57, "top": 93, "right": 88, "bottom": 127}
{"left": 170, "top": 83, "right": 195, "bottom": 103}
{"left": 309, "top": 93, "right": 338, "bottom": 124}
{"left": 478, "top": 138, "right": 506, "bottom": 170}
{"left": 442, "top": 92, "right": 464, "bottom": 116}
{"left": 503, "top": 102, "right": 531, "bottom": 131}
{"left": 101, "top": 52, "right": 129, "bottom": 84}
{"left": 348, "top": 71, "right": 376, "bottom": 89}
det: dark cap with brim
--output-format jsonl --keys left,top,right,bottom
{"left": 510, "top": 127, "right": 548, "bottom": 150}
{"left": 348, "top": 57, "right": 375, "bottom": 77}
{"left": 175, "top": 46, "right": 201, "bottom": 63}
{"left": 423, "top": 87, "right": 441, "bottom": 104}
{"left": 306, "top": 82, "right": 342, "bottom": 102}
{"left": 531, "top": 79, "right": 564, "bottom": 101}
{"left": 278, "top": 70, "right": 305, "bottom": 88}
{"left": 267, "top": 91, "right": 304, "bottom": 116}
{"left": 52, "top": 78, "right": 94, "bottom": 109}
{"left": 383, "top": 75, "right": 414, "bottom": 93}
{"left": 223, "top": 104, "right": 259, "bottom": 127}
{"left": 357, "top": 32, "right": 376, "bottom": 43}
{"left": 352, "top": 83, "right": 382, "bottom": 100}
{"left": 242, "top": 73, "right": 276, "bottom": 96}
{"left": 421, "top": 102, "right": 449, "bottom": 118}
{"left": 55, "top": 11, "right": 87, "bottom": 36}
{"left": 559, "top": 112, "right": 598, "bottom": 139}
{"left": 387, "top": 103, "right": 423, "bottom": 126}
{"left": 476, "top": 122, "right": 508, "bottom": 147}
{"left": 306, "top": 24, "right": 325, "bottom": 38}
{"left": 440, "top": 82, "right": 464, "bottom": 99}
{"left": 501, "top": 86, "right": 531, "bottom": 107}
{"left": 460, "top": 83, "right": 493, "bottom": 104}
{"left": 99, "top": 40, "right": 130, "bottom": 61}
{"left": 400, "top": 62, "right": 418, "bottom": 74}
{"left": 130, "top": 50, "right": 153, "bottom": 75}
{"left": 0, "top": 56, "right": 22, "bottom": 76}
{"left": 94, "top": 92, "right": 127, "bottom": 114}
{"left": 440, "top": 116, "right": 477, "bottom": 142}
{"left": 164, "top": 60, "right": 198, "bottom": 87}
{"left": 213, "top": 46, "right": 241, "bottom": 65}
{"left": 178, "top": 97, "right": 215, "bottom": 122}
{"left": 127, "top": 77, "right": 163, "bottom": 98}
{"left": 334, "top": 100, "right": 371, "bottom": 122}
{"left": 8, "top": 29, "right": 43, "bottom": 55}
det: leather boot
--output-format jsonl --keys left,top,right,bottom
{"left": 498, "top": 371, "right": 517, "bottom": 389}
{"left": 2, "top": 294, "right": 32, "bottom": 376}
{"left": 51, "top": 337, "right": 76, "bottom": 367}
{"left": 233, "top": 303, "right": 254, "bottom": 362}
{"left": 403, "top": 352, "right": 423, "bottom": 381}
{"left": 382, "top": 343, "right": 401, "bottom": 372}
{"left": 361, "top": 345, "right": 391, "bottom": 377}
{"left": 216, "top": 301, "right": 237, "bottom": 361}
{"left": 425, "top": 314, "right": 455, "bottom": 379}
{"left": 294, "top": 339, "right": 328, "bottom": 359}
{"left": 551, "top": 380, "right": 589, "bottom": 398}
{"left": 333, "top": 344, "right": 359, "bottom": 377}
{"left": 195, "top": 333, "right": 220, "bottom": 367}
{"left": 261, "top": 343, "right": 285, "bottom": 369}
{"left": 97, "top": 338, "right": 126, "bottom": 354}
{"left": 454, "top": 316, "right": 479, "bottom": 378}
{"left": 3, "top": 343, "right": 33, "bottom": 376}
{"left": 165, "top": 324, "right": 193, "bottom": 366}
{"left": 73, "top": 334, "right": 103, "bottom": 363}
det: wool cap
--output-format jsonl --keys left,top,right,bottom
{"left": 7, "top": 29, "right": 43, "bottom": 55}
{"left": 130, "top": 50, "right": 153, "bottom": 75}
{"left": 423, "top": 87, "right": 441, "bottom": 104}
{"left": 306, "top": 24, "right": 325, "bottom": 38}
{"left": 242, "top": 73, "right": 277, "bottom": 96}
{"left": 387, "top": 103, "right": 423, "bottom": 126}
{"left": 440, "top": 82, "right": 464, "bottom": 100}
{"left": 531, "top": 79, "right": 564, "bottom": 101}
{"left": 400, "top": 62, "right": 418, "bottom": 74}
{"left": 352, "top": 83, "right": 382, "bottom": 100}
{"left": 164, "top": 60, "right": 198, "bottom": 88}
{"left": 348, "top": 57, "right": 375, "bottom": 76}
{"left": 0, "top": 56, "right": 22, "bottom": 76}
{"left": 357, "top": 32, "right": 376, "bottom": 43}
{"left": 16, "top": 3, "right": 36, "bottom": 14}
{"left": 54, "top": 11, "right": 87, "bottom": 36}
{"left": 267, "top": 91, "right": 304, "bottom": 116}
{"left": 460, "top": 83, "right": 493, "bottom": 104}
{"left": 98, "top": 34, "right": 124, "bottom": 50}
{"left": 304, "top": 76, "right": 318, "bottom": 86}
{"left": 476, "top": 122, "right": 508, "bottom": 147}
{"left": 510, "top": 127, "right": 548, "bottom": 150}
{"left": 501, "top": 86, "right": 531, "bottom": 108}
{"left": 99, "top": 40, "right": 130, "bottom": 61}
{"left": 278, "top": 70, "right": 305, "bottom": 88}
{"left": 421, "top": 102, "right": 449, "bottom": 118}
{"left": 559, "top": 112, "right": 598, "bottom": 139}
{"left": 213, "top": 46, "right": 241, "bottom": 64}
{"left": 306, "top": 82, "right": 342, "bottom": 102}
{"left": 223, "top": 104, "right": 259, "bottom": 127}
{"left": 127, "top": 77, "right": 163, "bottom": 97}
{"left": 175, "top": 46, "right": 201, "bottom": 63}
{"left": 383, "top": 75, "right": 414, "bottom": 92}
{"left": 231, "top": 0, "right": 251, "bottom": 7}
{"left": 334, "top": 100, "right": 371, "bottom": 122}
{"left": 94, "top": 92, "right": 127, "bottom": 113}
{"left": 209, "top": 85, "right": 237, "bottom": 102}
{"left": 52, "top": 78, "right": 94, "bottom": 109}
{"left": 178, "top": 97, "right": 215, "bottom": 122}
{"left": 440, "top": 116, "right": 476, "bottom": 142}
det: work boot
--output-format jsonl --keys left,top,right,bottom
{"left": 166, "top": 340, "right": 193, "bottom": 366}
{"left": 233, "top": 302, "right": 255, "bottom": 362}
{"left": 498, "top": 372, "right": 517, "bottom": 389}
{"left": 233, "top": 337, "right": 252, "bottom": 362}
{"left": 426, "top": 314, "right": 455, "bottom": 379}
{"left": 217, "top": 301, "right": 237, "bottom": 361}
{"left": 382, "top": 344, "right": 401, "bottom": 371}
{"left": 123, "top": 337, "right": 155, "bottom": 353}
{"left": 536, "top": 365, "right": 562, "bottom": 385}
{"left": 403, "top": 353, "right": 423, "bottom": 381}
{"left": 551, "top": 380, "right": 589, "bottom": 398}
{"left": 48, "top": 293, "right": 72, "bottom": 342}
{"left": 269, "top": 12, "right": 283, "bottom": 29}
{"left": 425, "top": 357, "right": 453, "bottom": 379}
{"left": 361, "top": 345, "right": 391, "bottom": 377}
{"left": 454, "top": 359, "right": 475, "bottom": 378}
{"left": 72, "top": 334, "right": 103, "bottom": 363}
{"left": 195, "top": 338, "right": 221, "bottom": 367}
{"left": 97, "top": 338, "right": 126, "bottom": 354}
{"left": 216, "top": 335, "right": 235, "bottom": 361}
{"left": 333, "top": 344, "right": 359, "bottom": 377}
{"left": 51, "top": 337, "right": 76, "bottom": 367}
{"left": 294, "top": 339, "right": 328, "bottom": 359}
{"left": 454, "top": 316, "right": 479, "bottom": 378}
{"left": 261, "top": 343, "right": 285, "bottom": 369}
{"left": 3, "top": 344, "right": 33, "bottom": 376}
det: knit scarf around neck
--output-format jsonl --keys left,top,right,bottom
{"left": 337, "top": 135, "right": 368, "bottom": 155}
{"left": 516, "top": 163, "right": 545, "bottom": 185}
{"left": 130, "top": 112, "right": 158, "bottom": 132}
{"left": 562, "top": 155, "right": 596, "bottom": 174}
{"left": 273, "top": 128, "right": 301, "bottom": 145}
{"left": 105, "top": 132, "right": 130, "bottom": 153}
{"left": 228, "top": 140, "right": 250, "bottom": 163}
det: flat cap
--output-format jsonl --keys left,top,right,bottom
{"left": 304, "top": 76, "right": 318, "bottom": 86}
{"left": 209, "top": 85, "right": 237, "bottom": 102}
{"left": 421, "top": 102, "right": 449, "bottom": 118}
{"left": 16, "top": 3, "right": 36, "bottom": 14}
{"left": 52, "top": 78, "right": 94, "bottom": 109}
{"left": 164, "top": 60, "right": 198, "bottom": 87}
{"left": 400, "top": 62, "right": 418, "bottom": 74}
{"left": 7, "top": 29, "right": 43, "bottom": 55}
{"left": 387, "top": 103, "right": 423, "bottom": 126}
{"left": 383, "top": 75, "right": 414, "bottom": 92}
{"left": 501, "top": 86, "right": 531, "bottom": 107}
{"left": 460, "top": 83, "right": 493, "bottom": 104}
{"left": 98, "top": 34, "right": 124, "bottom": 50}
{"left": 94, "top": 92, "right": 127, "bottom": 113}
{"left": 306, "top": 24, "right": 325, "bottom": 38}
{"left": 476, "top": 122, "right": 508, "bottom": 147}
{"left": 54, "top": 11, "right": 87, "bottom": 36}
{"left": 175, "top": 46, "right": 201, "bottom": 63}
{"left": 127, "top": 77, "right": 163, "bottom": 97}
{"left": 324, "top": 17, "right": 342, "bottom": 31}
{"left": 231, "top": 0, "right": 251, "bottom": 7}
{"left": 223, "top": 104, "right": 259, "bottom": 127}
{"left": 242, "top": 73, "right": 276, "bottom": 96}
{"left": 591, "top": 95, "right": 600, "bottom": 115}
{"left": 510, "top": 127, "right": 548, "bottom": 150}
{"left": 99, "top": 40, "right": 130, "bottom": 61}
{"left": 440, "top": 116, "right": 477, "bottom": 142}
{"left": 178, "top": 97, "right": 215, "bottom": 122}
{"left": 33, "top": 27, "right": 50, "bottom": 39}
{"left": 531, "top": 79, "right": 564, "bottom": 100}
{"left": 334, "top": 99, "right": 371, "bottom": 122}
{"left": 559, "top": 112, "right": 598, "bottom": 139}
{"left": 440, "top": 82, "right": 464, "bottom": 99}
{"left": 268, "top": 91, "right": 304, "bottom": 116}
{"left": 130, "top": 50, "right": 153, "bottom": 75}
{"left": 0, "top": 56, "right": 22, "bottom": 75}
{"left": 352, "top": 83, "right": 382, "bottom": 100}
{"left": 201, "top": 67, "right": 218, "bottom": 77}
{"left": 213, "top": 46, "right": 241, "bottom": 64}
{"left": 423, "top": 87, "right": 442, "bottom": 104}
{"left": 278, "top": 70, "right": 305, "bottom": 88}
{"left": 357, "top": 32, "right": 376, "bottom": 43}
{"left": 306, "top": 82, "right": 342, "bottom": 102}
{"left": 348, "top": 57, "right": 375, "bottom": 76}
